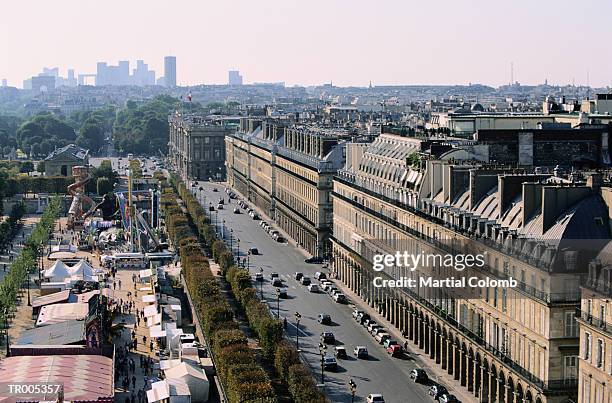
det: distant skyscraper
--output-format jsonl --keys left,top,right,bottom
{"left": 228, "top": 70, "right": 243, "bottom": 86}
{"left": 164, "top": 56, "right": 176, "bottom": 87}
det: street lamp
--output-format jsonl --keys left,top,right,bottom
{"left": 318, "top": 342, "right": 327, "bottom": 385}
{"left": 229, "top": 229, "right": 233, "bottom": 251}
{"left": 294, "top": 312, "right": 301, "bottom": 350}
{"left": 275, "top": 288, "right": 281, "bottom": 318}
{"left": 236, "top": 238, "right": 240, "bottom": 259}
{"left": 259, "top": 267, "right": 264, "bottom": 299}
{"left": 348, "top": 379, "right": 357, "bottom": 403}
{"left": 26, "top": 269, "right": 31, "bottom": 306}
{"left": 222, "top": 219, "right": 225, "bottom": 239}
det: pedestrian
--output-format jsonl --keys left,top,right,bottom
{"left": 142, "top": 335, "right": 147, "bottom": 344}
{"left": 149, "top": 341, "right": 154, "bottom": 352}
{"left": 119, "top": 279, "right": 122, "bottom": 289}
{"left": 283, "top": 317, "right": 287, "bottom": 329}
{"left": 133, "top": 339, "right": 138, "bottom": 350}
{"left": 132, "top": 375, "right": 136, "bottom": 389}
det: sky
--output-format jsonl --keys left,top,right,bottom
{"left": 2, "top": 0, "right": 611, "bottom": 88}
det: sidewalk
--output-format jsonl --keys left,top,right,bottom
{"left": 333, "top": 280, "right": 477, "bottom": 403}
{"left": 111, "top": 267, "right": 160, "bottom": 403}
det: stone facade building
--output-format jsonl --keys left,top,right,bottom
{"left": 168, "top": 114, "right": 232, "bottom": 181}
{"left": 43, "top": 144, "right": 89, "bottom": 176}
{"left": 331, "top": 128, "right": 612, "bottom": 403}
{"left": 577, "top": 256, "right": 612, "bottom": 403}
{"left": 225, "top": 118, "right": 346, "bottom": 257}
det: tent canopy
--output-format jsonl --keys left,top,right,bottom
{"left": 43, "top": 261, "right": 71, "bottom": 281}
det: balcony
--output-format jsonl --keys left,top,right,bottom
{"left": 576, "top": 308, "right": 612, "bottom": 336}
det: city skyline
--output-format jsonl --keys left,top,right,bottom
{"left": 2, "top": 0, "right": 611, "bottom": 88}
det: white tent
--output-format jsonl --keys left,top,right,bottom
{"left": 164, "top": 362, "right": 209, "bottom": 403}
{"left": 68, "top": 260, "right": 96, "bottom": 277}
{"left": 147, "top": 378, "right": 190, "bottom": 403}
{"left": 43, "top": 261, "right": 71, "bottom": 281}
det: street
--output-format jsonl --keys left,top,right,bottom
{"left": 194, "top": 181, "right": 433, "bottom": 403}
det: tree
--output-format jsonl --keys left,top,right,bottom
{"left": 96, "top": 177, "right": 112, "bottom": 196}
{"left": 77, "top": 121, "right": 104, "bottom": 152}
{"left": 36, "top": 161, "right": 45, "bottom": 173}
{"left": 19, "top": 161, "right": 34, "bottom": 173}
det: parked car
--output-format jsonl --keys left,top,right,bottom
{"left": 375, "top": 333, "right": 390, "bottom": 344}
{"left": 321, "top": 332, "right": 335, "bottom": 344}
{"left": 305, "top": 256, "right": 325, "bottom": 264}
{"left": 278, "top": 289, "right": 288, "bottom": 298}
{"left": 308, "top": 284, "right": 320, "bottom": 293}
{"left": 209, "top": 206, "right": 215, "bottom": 211}
{"left": 352, "top": 309, "right": 364, "bottom": 319}
{"left": 353, "top": 346, "right": 368, "bottom": 358}
{"left": 333, "top": 293, "right": 347, "bottom": 303}
{"left": 363, "top": 318, "right": 375, "bottom": 328}
{"left": 371, "top": 327, "right": 385, "bottom": 337}
{"left": 317, "top": 314, "right": 331, "bottom": 325}
{"left": 248, "top": 247, "right": 259, "bottom": 255}
{"left": 321, "top": 281, "right": 333, "bottom": 291}
{"left": 410, "top": 369, "right": 428, "bottom": 383}
{"left": 438, "top": 394, "right": 458, "bottom": 403}
{"left": 251, "top": 213, "right": 260, "bottom": 220}
{"left": 212, "top": 188, "right": 218, "bottom": 192}
{"left": 367, "top": 322, "right": 380, "bottom": 332}
{"left": 387, "top": 345, "right": 403, "bottom": 357}
{"left": 335, "top": 346, "right": 347, "bottom": 359}
{"left": 260, "top": 221, "right": 267, "bottom": 228}
{"left": 322, "top": 355, "right": 337, "bottom": 371}
{"left": 270, "top": 272, "right": 279, "bottom": 279}
{"left": 275, "top": 236, "right": 286, "bottom": 243}
{"left": 366, "top": 394, "right": 385, "bottom": 403}
{"left": 217, "top": 204, "right": 223, "bottom": 210}
{"left": 272, "top": 278, "right": 283, "bottom": 287}
{"left": 254, "top": 273, "right": 263, "bottom": 282}
{"left": 383, "top": 339, "right": 399, "bottom": 349}
{"left": 428, "top": 385, "right": 448, "bottom": 400}
{"left": 357, "top": 313, "right": 371, "bottom": 325}
{"left": 314, "top": 272, "right": 327, "bottom": 280}
{"left": 294, "top": 272, "right": 303, "bottom": 281}
{"left": 301, "top": 277, "right": 311, "bottom": 286}
{"left": 218, "top": 198, "right": 224, "bottom": 205}
{"left": 328, "top": 287, "right": 338, "bottom": 296}
{"left": 233, "top": 208, "right": 240, "bottom": 214}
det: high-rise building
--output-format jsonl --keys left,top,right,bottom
{"left": 164, "top": 56, "right": 176, "bottom": 87}
{"left": 228, "top": 70, "right": 243, "bottom": 85}
{"left": 132, "top": 60, "right": 156, "bottom": 86}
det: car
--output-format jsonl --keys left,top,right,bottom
{"left": 357, "top": 313, "right": 371, "bottom": 325}
{"left": 278, "top": 289, "right": 288, "bottom": 298}
{"left": 317, "top": 314, "right": 331, "bottom": 325}
{"left": 209, "top": 206, "right": 215, "bottom": 211}
{"left": 327, "top": 287, "right": 338, "bottom": 296}
{"left": 233, "top": 208, "right": 240, "bottom": 214}
{"left": 321, "top": 282, "right": 333, "bottom": 292}
{"left": 301, "top": 277, "right": 311, "bottom": 286}
{"left": 383, "top": 339, "right": 399, "bottom": 349}
{"left": 375, "top": 333, "right": 390, "bottom": 344}
{"left": 305, "top": 256, "right": 324, "bottom": 264}
{"left": 212, "top": 188, "right": 218, "bottom": 192}
{"left": 387, "top": 344, "right": 403, "bottom": 357}
{"left": 229, "top": 193, "right": 236, "bottom": 199}
{"left": 363, "top": 318, "right": 375, "bottom": 328}
{"left": 438, "top": 394, "right": 458, "bottom": 403}
{"left": 335, "top": 346, "right": 347, "bottom": 359}
{"left": 216, "top": 204, "right": 224, "bottom": 210}
{"left": 294, "top": 272, "right": 303, "bottom": 281}
{"left": 272, "top": 278, "right": 283, "bottom": 287}
{"left": 251, "top": 213, "right": 260, "bottom": 220}
{"left": 308, "top": 284, "right": 320, "bottom": 293}
{"left": 269, "top": 272, "right": 279, "bottom": 279}
{"left": 410, "top": 369, "right": 428, "bottom": 383}
{"left": 352, "top": 309, "right": 364, "bottom": 319}
{"left": 428, "top": 385, "right": 448, "bottom": 399}
{"left": 260, "top": 221, "right": 267, "bottom": 228}
{"left": 353, "top": 346, "right": 368, "bottom": 358}
{"left": 370, "top": 326, "right": 385, "bottom": 337}
{"left": 366, "top": 394, "right": 385, "bottom": 403}
{"left": 254, "top": 273, "right": 263, "bottom": 282}
{"left": 248, "top": 247, "right": 259, "bottom": 255}
{"left": 314, "top": 272, "right": 327, "bottom": 280}
{"left": 333, "top": 293, "right": 347, "bottom": 303}
{"left": 275, "top": 236, "right": 286, "bottom": 243}
{"left": 269, "top": 230, "right": 279, "bottom": 237}
{"left": 320, "top": 332, "right": 335, "bottom": 344}
{"left": 218, "top": 198, "right": 224, "bottom": 204}
{"left": 322, "top": 355, "right": 337, "bottom": 371}
{"left": 366, "top": 322, "right": 379, "bottom": 332}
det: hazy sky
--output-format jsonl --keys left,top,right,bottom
{"left": 2, "top": 0, "right": 611, "bottom": 88}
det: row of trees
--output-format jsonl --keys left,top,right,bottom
{"left": 0, "top": 197, "right": 60, "bottom": 322}
{"left": 171, "top": 175, "right": 325, "bottom": 403}
{"left": 0, "top": 202, "right": 26, "bottom": 250}
{"left": 160, "top": 184, "right": 276, "bottom": 402}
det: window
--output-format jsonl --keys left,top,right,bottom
{"left": 584, "top": 332, "right": 591, "bottom": 360}
{"left": 501, "top": 288, "right": 507, "bottom": 313}
{"left": 597, "top": 339, "right": 604, "bottom": 368}
{"left": 564, "top": 356, "right": 578, "bottom": 380}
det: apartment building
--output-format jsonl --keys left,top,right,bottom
{"left": 225, "top": 118, "right": 346, "bottom": 257}
{"left": 331, "top": 128, "right": 612, "bottom": 402}
{"left": 168, "top": 113, "right": 232, "bottom": 181}
{"left": 577, "top": 255, "right": 612, "bottom": 403}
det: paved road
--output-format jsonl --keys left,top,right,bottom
{"left": 194, "top": 181, "right": 432, "bottom": 403}
{"left": 90, "top": 156, "right": 161, "bottom": 175}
